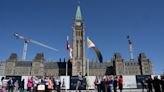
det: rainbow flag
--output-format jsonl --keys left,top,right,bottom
{"left": 87, "top": 37, "right": 103, "bottom": 63}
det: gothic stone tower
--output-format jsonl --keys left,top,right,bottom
{"left": 72, "top": 4, "right": 86, "bottom": 76}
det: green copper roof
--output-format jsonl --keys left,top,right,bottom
{"left": 75, "top": 5, "right": 82, "bottom": 20}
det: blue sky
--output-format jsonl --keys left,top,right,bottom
{"left": 0, "top": 0, "right": 164, "bottom": 74}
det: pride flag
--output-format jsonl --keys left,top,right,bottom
{"left": 87, "top": 37, "right": 103, "bottom": 63}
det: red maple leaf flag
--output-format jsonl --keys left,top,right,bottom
{"left": 66, "top": 36, "right": 74, "bottom": 64}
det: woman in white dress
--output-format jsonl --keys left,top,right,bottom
{"left": 14, "top": 80, "right": 19, "bottom": 92}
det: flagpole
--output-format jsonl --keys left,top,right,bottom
{"left": 66, "top": 36, "right": 68, "bottom": 76}
{"left": 87, "top": 58, "right": 89, "bottom": 76}
{"left": 65, "top": 60, "right": 68, "bottom": 92}
{"left": 66, "top": 36, "right": 70, "bottom": 92}
{"left": 83, "top": 31, "right": 86, "bottom": 76}
{"left": 66, "top": 61, "right": 68, "bottom": 76}
{"left": 86, "top": 37, "right": 90, "bottom": 76}
{"left": 86, "top": 37, "right": 89, "bottom": 92}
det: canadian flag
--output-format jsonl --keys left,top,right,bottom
{"left": 66, "top": 36, "right": 74, "bottom": 64}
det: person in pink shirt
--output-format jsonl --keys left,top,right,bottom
{"left": 27, "top": 77, "right": 33, "bottom": 92}
{"left": 48, "top": 77, "right": 53, "bottom": 92}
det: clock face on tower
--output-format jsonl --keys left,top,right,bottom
{"left": 76, "top": 22, "right": 81, "bottom": 26}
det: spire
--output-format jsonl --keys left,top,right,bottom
{"left": 75, "top": 1, "right": 82, "bottom": 21}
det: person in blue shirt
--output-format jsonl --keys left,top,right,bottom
{"left": 108, "top": 76, "right": 114, "bottom": 92}
{"left": 113, "top": 76, "right": 118, "bottom": 92}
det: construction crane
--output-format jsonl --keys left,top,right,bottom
{"left": 127, "top": 35, "right": 134, "bottom": 60}
{"left": 14, "top": 33, "right": 58, "bottom": 61}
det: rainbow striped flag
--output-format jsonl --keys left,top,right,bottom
{"left": 87, "top": 37, "right": 103, "bottom": 63}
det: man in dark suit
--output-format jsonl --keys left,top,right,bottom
{"left": 8, "top": 77, "right": 14, "bottom": 92}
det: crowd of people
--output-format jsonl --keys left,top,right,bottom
{"left": 94, "top": 75, "right": 164, "bottom": 92}
{"left": 0, "top": 75, "right": 164, "bottom": 92}
{"left": 1, "top": 76, "right": 62, "bottom": 92}
{"left": 94, "top": 75, "right": 123, "bottom": 92}
{"left": 141, "top": 76, "right": 164, "bottom": 92}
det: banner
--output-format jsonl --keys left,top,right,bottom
{"left": 123, "top": 75, "right": 137, "bottom": 88}
{"left": 70, "top": 76, "right": 86, "bottom": 90}
{"left": 6, "top": 76, "right": 22, "bottom": 84}
{"left": 60, "top": 76, "right": 70, "bottom": 89}
{"left": 151, "top": 75, "right": 161, "bottom": 79}
{"left": 136, "top": 75, "right": 151, "bottom": 89}
{"left": 22, "top": 76, "right": 31, "bottom": 90}
{"left": 86, "top": 76, "right": 96, "bottom": 89}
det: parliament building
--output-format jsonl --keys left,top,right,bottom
{"left": 0, "top": 4, "right": 152, "bottom": 76}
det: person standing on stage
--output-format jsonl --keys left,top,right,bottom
{"left": 8, "top": 77, "right": 14, "bottom": 92}
{"left": 147, "top": 76, "right": 153, "bottom": 92}
{"left": 1, "top": 77, "right": 8, "bottom": 92}
{"left": 118, "top": 75, "right": 123, "bottom": 92}
{"left": 153, "top": 76, "right": 161, "bottom": 92}
{"left": 76, "top": 72, "right": 83, "bottom": 92}
{"left": 113, "top": 76, "right": 118, "bottom": 92}
{"left": 19, "top": 79, "right": 25, "bottom": 92}
{"left": 27, "top": 77, "right": 33, "bottom": 92}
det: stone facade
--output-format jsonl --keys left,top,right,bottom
{"left": 89, "top": 61, "right": 113, "bottom": 76}
{"left": 138, "top": 53, "right": 153, "bottom": 75}
{"left": 4, "top": 53, "right": 66, "bottom": 76}
{"left": 0, "top": 61, "right": 5, "bottom": 76}
{"left": 112, "top": 53, "right": 152, "bottom": 75}
{"left": 3, "top": 52, "right": 152, "bottom": 76}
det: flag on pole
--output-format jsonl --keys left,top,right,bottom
{"left": 127, "top": 35, "right": 134, "bottom": 59}
{"left": 87, "top": 38, "right": 95, "bottom": 48}
{"left": 87, "top": 37, "right": 103, "bottom": 63}
{"left": 66, "top": 36, "right": 74, "bottom": 64}
{"left": 127, "top": 35, "right": 133, "bottom": 51}
{"left": 127, "top": 35, "right": 132, "bottom": 44}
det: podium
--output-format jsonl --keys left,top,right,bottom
{"left": 37, "top": 84, "right": 45, "bottom": 92}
